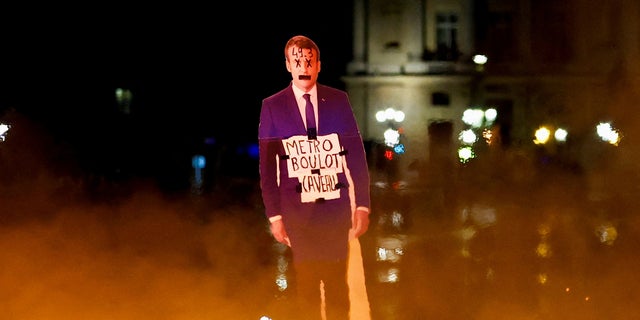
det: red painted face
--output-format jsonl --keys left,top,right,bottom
{"left": 286, "top": 45, "right": 321, "bottom": 92}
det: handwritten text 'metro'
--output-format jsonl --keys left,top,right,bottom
{"left": 283, "top": 133, "right": 343, "bottom": 178}
{"left": 283, "top": 136, "right": 336, "bottom": 156}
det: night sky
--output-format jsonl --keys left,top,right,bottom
{"left": 1, "top": 2, "right": 354, "bottom": 187}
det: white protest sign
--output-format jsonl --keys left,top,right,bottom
{"left": 282, "top": 133, "right": 344, "bottom": 203}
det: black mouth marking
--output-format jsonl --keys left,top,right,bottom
{"left": 299, "top": 75, "right": 311, "bottom": 80}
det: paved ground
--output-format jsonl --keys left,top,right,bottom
{"left": 2, "top": 168, "right": 639, "bottom": 319}
{"left": 256, "top": 174, "right": 640, "bottom": 320}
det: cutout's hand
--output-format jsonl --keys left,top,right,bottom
{"left": 270, "top": 219, "right": 291, "bottom": 247}
{"left": 350, "top": 208, "right": 370, "bottom": 239}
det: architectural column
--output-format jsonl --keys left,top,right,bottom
{"left": 403, "top": 0, "right": 428, "bottom": 73}
{"left": 348, "top": 0, "right": 367, "bottom": 74}
{"left": 621, "top": 0, "right": 639, "bottom": 73}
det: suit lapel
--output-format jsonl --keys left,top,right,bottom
{"left": 316, "top": 86, "right": 326, "bottom": 132}
{"left": 317, "top": 85, "right": 336, "bottom": 134}
{"left": 284, "top": 84, "right": 306, "bottom": 133}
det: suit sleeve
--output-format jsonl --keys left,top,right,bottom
{"left": 258, "top": 100, "right": 282, "bottom": 220}
{"left": 339, "top": 95, "right": 371, "bottom": 210}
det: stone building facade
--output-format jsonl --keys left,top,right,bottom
{"left": 342, "top": 0, "right": 640, "bottom": 186}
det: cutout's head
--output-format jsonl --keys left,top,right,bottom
{"left": 285, "top": 35, "right": 321, "bottom": 92}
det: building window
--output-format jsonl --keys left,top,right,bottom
{"left": 486, "top": 11, "right": 516, "bottom": 62}
{"left": 532, "top": 3, "right": 572, "bottom": 64}
{"left": 384, "top": 41, "right": 401, "bottom": 50}
{"left": 436, "top": 12, "right": 459, "bottom": 60}
{"left": 432, "top": 92, "right": 450, "bottom": 106}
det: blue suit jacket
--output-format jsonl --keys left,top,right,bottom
{"left": 258, "top": 83, "right": 370, "bottom": 260}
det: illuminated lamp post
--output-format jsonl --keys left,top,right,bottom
{"left": 375, "top": 107, "right": 405, "bottom": 183}
{"left": 457, "top": 107, "right": 497, "bottom": 163}
{"left": 532, "top": 124, "right": 571, "bottom": 167}
{"left": 461, "top": 53, "right": 490, "bottom": 164}
{"left": 473, "top": 54, "right": 488, "bottom": 72}
{"left": 595, "top": 122, "right": 621, "bottom": 146}
{"left": 533, "top": 125, "right": 569, "bottom": 145}
{"left": 375, "top": 107, "right": 406, "bottom": 156}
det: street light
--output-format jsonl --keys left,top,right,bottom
{"left": 533, "top": 125, "right": 568, "bottom": 145}
{"left": 457, "top": 107, "right": 498, "bottom": 163}
{"left": 0, "top": 123, "right": 10, "bottom": 142}
{"left": 534, "top": 126, "right": 552, "bottom": 145}
{"left": 596, "top": 122, "right": 621, "bottom": 146}
{"left": 384, "top": 128, "right": 400, "bottom": 147}
{"left": 376, "top": 107, "right": 406, "bottom": 153}
{"left": 473, "top": 54, "right": 488, "bottom": 72}
{"left": 376, "top": 107, "right": 405, "bottom": 123}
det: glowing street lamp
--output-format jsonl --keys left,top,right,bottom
{"left": 0, "top": 123, "right": 10, "bottom": 142}
{"left": 534, "top": 126, "right": 551, "bottom": 145}
{"left": 462, "top": 108, "right": 496, "bottom": 128}
{"left": 473, "top": 54, "right": 488, "bottom": 65}
{"left": 459, "top": 129, "right": 477, "bottom": 145}
{"left": 534, "top": 125, "right": 569, "bottom": 145}
{"left": 596, "top": 122, "right": 621, "bottom": 146}
{"left": 462, "top": 109, "right": 484, "bottom": 128}
{"left": 457, "top": 107, "right": 498, "bottom": 162}
{"left": 554, "top": 128, "right": 568, "bottom": 142}
{"left": 376, "top": 107, "right": 405, "bottom": 123}
{"left": 458, "top": 146, "right": 475, "bottom": 163}
{"left": 384, "top": 128, "right": 400, "bottom": 147}
{"left": 473, "top": 54, "right": 488, "bottom": 72}
{"left": 376, "top": 107, "right": 406, "bottom": 154}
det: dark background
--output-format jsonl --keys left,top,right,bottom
{"left": 0, "top": 2, "right": 354, "bottom": 191}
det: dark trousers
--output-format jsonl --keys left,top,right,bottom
{"left": 293, "top": 259, "right": 349, "bottom": 320}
